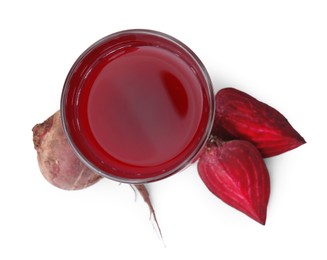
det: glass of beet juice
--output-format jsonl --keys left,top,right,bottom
{"left": 61, "top": 29, "right": 215, "bottom": 183}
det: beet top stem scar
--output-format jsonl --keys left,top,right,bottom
{"left": 61, "top": 29, "right": 215, "bottom": 183}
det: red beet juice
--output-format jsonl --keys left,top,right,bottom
{"left": 61, "top": 30, "right": 214, "bottom": 183}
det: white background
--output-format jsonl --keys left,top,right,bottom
{"left": 1, "top": 0, "right": 326, "bottom": 259}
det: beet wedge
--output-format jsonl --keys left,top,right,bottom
{"left": 213, "top": 88, "right": 306, "bottom": 157}
{"left": 198, "top": 139, "right": 270, "bottom": 225}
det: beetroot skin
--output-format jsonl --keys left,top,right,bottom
{"left": 33, "top": 111, "right": 161, "bottom": 234}
{"left": 32, "top": 111, "right": 102, "bottom": 190}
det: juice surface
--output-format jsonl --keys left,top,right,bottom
{"left": 77, "top": 45, "right": 204, "bottom": 177}
{"left": 62, "top": 31, "right": 213, "bottom": 181}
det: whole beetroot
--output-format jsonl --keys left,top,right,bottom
{"left": 32, "top": 111, "right": 162, "bottom": 236}
{"left": 32, "top": 111, "right": 102, "bottom": 190}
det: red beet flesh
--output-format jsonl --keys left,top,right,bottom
{"left": 198, "top": 139, "right": 270, "bottom": 225}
